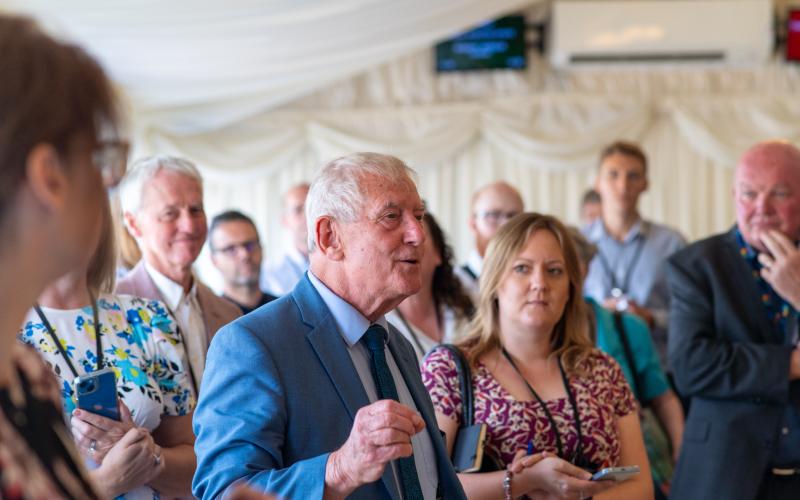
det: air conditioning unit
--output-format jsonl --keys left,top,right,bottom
{"left": 550, "top": 0, "right": 772, "bottom": 66}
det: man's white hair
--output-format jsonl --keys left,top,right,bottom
{"left": 305, "top": 152, "right": 418, "bottom": 252}
{"left": 119, "top": 155, "right": 203, "bottom": 215}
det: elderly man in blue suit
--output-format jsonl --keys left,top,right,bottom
{"left": 193, "top": 153, "right": 466, "bottom": 499}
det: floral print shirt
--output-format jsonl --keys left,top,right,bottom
{"left": 422, "top": 347, "right": 636, "bottom": 470}
{"left": 19, "top": 294, "right": 196, "bottom": 431}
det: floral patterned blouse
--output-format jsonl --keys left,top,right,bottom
{"left": 18, "top": 294, "right": 196, "bottom": 500}
{"left": 421, "top": 346, "right": 637, "bottom": 470}
{"left": 0, "top": 343, "right": 99, "bottom": 500}
{"left": 19, "top": 294, "right": 196, "bottom": 430}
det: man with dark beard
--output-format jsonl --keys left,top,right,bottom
{"left": 210, "top": 210, "right": 276, "bottom": 314}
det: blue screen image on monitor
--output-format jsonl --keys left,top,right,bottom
{"left": 436, "top": 15, "right": 527, "bottom": 72}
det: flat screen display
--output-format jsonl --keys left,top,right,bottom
{"left": 787, "top": 9, "right": 800, "bottom": 61}
{"left": 436, "top": 15, "right": 527, "bottom": 72}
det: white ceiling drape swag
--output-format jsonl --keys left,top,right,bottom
{"left": 139, "top": 93, "right": 800, "bottom": 179}
{"left": 3, "top": 0, "right": 536, "bottom": 133}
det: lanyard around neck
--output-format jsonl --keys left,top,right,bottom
{"left": 394, "top": 309, "right": 427, "bottom": 358}
{"left": 595, "top": 230, "right": 647, "bottom": 295}
{"left": 34, "top": 293, "right": 103, "bottom": 379}
{"left": 501, "top": 348, "right": 585, "bottom": 463}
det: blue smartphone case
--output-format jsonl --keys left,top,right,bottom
{"left": 74, "top": 367, "right": 120, "bottom": 421}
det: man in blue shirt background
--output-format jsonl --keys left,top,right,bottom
{"left": 583, "top": 140, "right": 686, "bottom": 368}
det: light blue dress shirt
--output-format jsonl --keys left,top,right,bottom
{"left": 307, "top": 271, "right": 439, "bottom": 500}
{"left": 583, "top": 218, "right": 686, "bottom": 368}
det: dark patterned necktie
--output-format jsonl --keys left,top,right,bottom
{"left": 362, "top": 324, "right": 424, "bottom": 500}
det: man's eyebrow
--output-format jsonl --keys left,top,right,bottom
{"left": 378, "top": 201, "right": 400, "bottom": 210}
{"left": 374, "top": 201, "right": 425, "bottom": 212}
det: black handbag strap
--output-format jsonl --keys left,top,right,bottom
{"left": 433, "top": 344, "right": 474, "bottom": 426}
{"left": 612, "top": 312, "right": 641, "bottom": 401}
{"left": 460, "top": 264, "right": 478, "bottom": 282}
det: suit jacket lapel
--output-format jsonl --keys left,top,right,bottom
{"left": 295, "top": 278, "right": 371, "bottom": 421}
{"left": 386, "top": 334, "right": 434, "bottom": 427}
{"left": 306, "top": 320, "right": 400, "bottom": 500}
{"left": 127, "top": 261, "right": 163, "bottom": 301}
{"left": 296, "top": 278, "right": 404, "bottom": 500}
{"left": 196, "top": 283, "right": 219, "bottom": 345}
{"left": 387, "top": 331, "right": 455, "bottom": 497}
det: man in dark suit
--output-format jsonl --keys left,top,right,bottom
{"left": 668, "top": 140, "right": 800, "bottom": 499}
{"left": 193, "top": 153, "right": 466, "bottom": 499}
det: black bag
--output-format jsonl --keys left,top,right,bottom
{"left": 433, "top": 344, "right": 502, "bottom": 472}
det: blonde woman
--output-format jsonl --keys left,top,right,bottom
{"left": 422, "top": 213, "right": 651, "bottom": 500}
{"left": 20, "top": 199, "right": 196, "bottom": 499}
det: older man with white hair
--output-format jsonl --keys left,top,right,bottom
{"left": 117, "top": 155, "right": 240, "bottom": 393}
{"left": 192, "top": 152, "right": 466, "bottom": 500}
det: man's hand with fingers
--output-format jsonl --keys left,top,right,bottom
{"left": 324, "top": 399, "right": 425, "bottom": 500}
{"left": 758, "top": 229, "right": 800, "bottom": 310}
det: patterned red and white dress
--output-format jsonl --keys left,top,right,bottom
{"left": 0, "top": 343, "right": 99, "bottom": 500}
{"left": 421, "top": 346, "right": 637, "bottom": 469}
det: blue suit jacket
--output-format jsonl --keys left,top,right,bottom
{"left": 192, "top": 275, "right": 466, "bottom": 499}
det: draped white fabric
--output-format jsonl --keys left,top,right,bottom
{"left": 190, "top": 56, "right": 800, "bottom": 290}
{"left": 3, "top": 0, "right": 534, "bottom": 133}
{"left": 4, "top": 1, "right": 800, "bottom": 290}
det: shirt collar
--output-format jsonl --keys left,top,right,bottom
{"left": 307, "top": 270, "right": 388, "bottom": 347}
{"left": 589, "top": 217, "right": 648, "bottom": 244}
{"left": 734, "top": 226, "right": 759, "bottom": 263}
{"left": 288, "top": 246, "right": 310, "bottom": 268}
{"left": 466, "top": 249, "right": 484, "bottom": 276}
{"left": 144, "top": 260, "right": 197, "bottom": 311}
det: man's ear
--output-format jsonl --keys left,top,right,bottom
{"left": 468, "top": 212, "right": 478, "bottom": 236}
{"left": 25, "top": 143, "right": 68, "bottom": 213}
{"left": 124, "top": 211, "right": 143, "bottom": 240}
{"left": 209, "top": 251, "right": 221, "bottom": 269}
{"left": 315, "top": 216, "right": 344, "bottom": 260}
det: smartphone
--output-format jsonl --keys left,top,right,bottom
{"left": 74, "top": 367, "right": 120, "bottom": 421}
{"left": 591, "top": 465, "right": 640, "bottom": 482}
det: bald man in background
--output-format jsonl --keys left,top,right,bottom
{"left": 668, "top": 141, "right": 800, "bottom": 499}
{"left": 261, "top": 183, "right": 310, "bottom": 296}
{"left": 454, "top": 181, "right": 524, "bottom": 300}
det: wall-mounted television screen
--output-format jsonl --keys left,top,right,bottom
{"left": 787, "top": 9, "right": 800, "bottom": 61}
{"left": 436, "top": 15, "right": 527, "bottom": 72}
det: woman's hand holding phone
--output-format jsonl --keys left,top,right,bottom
{"left": 512, "top": 453, "right": 616, "bottom": 500}
{"left": 91, "top": 427, "right": 163, "bottom": 498}
{"left": 71, "top": 400, "right": 135, "bottom": 462}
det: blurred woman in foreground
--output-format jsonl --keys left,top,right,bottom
{"left": 0, "top": 14, "right": 123, "bottom": 498}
